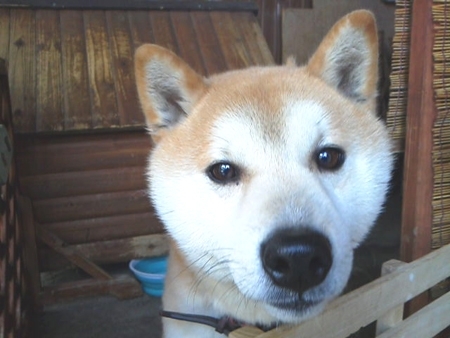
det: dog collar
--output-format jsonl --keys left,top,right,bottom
{"left": 160, "top": 310, "right": 277, "bottom": 336}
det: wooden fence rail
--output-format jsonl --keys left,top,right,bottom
{"left": 230, "top": 243, "right": 450, "bottom": 338}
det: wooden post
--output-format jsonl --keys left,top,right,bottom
{"left": 375, "top": 260, "right": 406, "bottom": 335}
{"left": 400, "top": 0, "right": 435, "bottom": 313}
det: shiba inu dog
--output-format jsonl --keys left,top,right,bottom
{"left": 135, "top": 10, "right": 393, "bottom": 338}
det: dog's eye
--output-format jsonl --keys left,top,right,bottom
{"left": 207, "top": 162, "right": 239, "bottom": 184}
{"left": 315, "top": 147, "right": 345, "bottom": 171}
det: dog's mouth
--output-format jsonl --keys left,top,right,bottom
{"left": 265, "top": 292, "right": 323, "bottom": 313}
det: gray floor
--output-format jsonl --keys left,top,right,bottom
{"left": 34, "top": 172, "right": 402, "bottom": 338}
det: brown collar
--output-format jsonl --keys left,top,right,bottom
{"left": 160, "top": 310, "right": 277, "bottom": 336}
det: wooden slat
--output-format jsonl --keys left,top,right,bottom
{"left": 37, "top": 226, "right": 112, "bottom": 280}
{"left": 245, "top": 12, "right": 274, "bottom": 65}
{"left": 35, "top": 9, "right": 64, "bottom": 132}
{"left": 170, "top": 12, "right": 206, "bottom": 75}
{"left": 17, "top": 196, "right": 41, "bottom": 311}
{"left": 44, "top": 212, "right": 162, "bottom": 244}
{"left": 8, "top": 9, "right": 36, "bottom": 133}
{"left": 15, "top": 132, "right": 151, "bottom": 177}
{"left": 106, "top": 10, "right": 142, "bottom": 126}
{"left": 233, "top": 12, "right": 273, "bottom": 66}
{"left": 84, "top": 10, "right": 120, "bottom": 129}
{"left": 60, "top": 10, "right": 92, "bottom": 130}
{"left": 400, "top": 0, "right": 435, "bottom": 314}
{"left": 33, "top": 189, "right": 150, "bottom": 223}
{"left": 20, "top": 166, "right": 147, "bottom": 200}
{"left": 38, "top": 233, "right": 168, "bottom": 271}
{"left": 149, "top": 11, "right": 179, "bottom": 53}
{"left": 257, "top": 244, "right": 450, "bottom": 338}
{"left": 39, "top": 274, "right": 143, "bottom": 306}
{"left": 0, "top": 8, "right": 10, "bottom": 60}
{"left": 0, "top": 0, "right": 259, "bottom": 12}
{"left": 127, "top": 10, "right": 155, "bottom": 49}
{"left": 210, "top": 11, "right": 252, "bottom": 69}
{"left": 190, "top": 11, "right": 228, "bottom": 75}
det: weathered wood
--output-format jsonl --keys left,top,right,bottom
{"left": 229, "top": 327, "right": 264, "bottom": 338}
{"left": 256, "top": 244, "right": 450, "bottom": 338}
{"left": 17, "top": 195, "right": 41, "bottom": 310}
{"left": 39, "top": 274, "right": 143, "bottom": 306}
{"left": 170, "top": 12, "right": 206, "bottom": 75}
{"left": 37, "top": 226, "right": 112, "bottom": 280}
{"left": 0, "top": 9, "right": 9, "bottom": 61}
{"left": 375, "top": 260, "right": 406, "bottom": 335}
{"left": 127, "top": 10, "right": 155, "bottom": 49}
{"left": 190, "top": 11, "right": 228, "bottom": 75}
{"left": 0, "top": 0, "right": 259, "bottom": 12}
{"left": 60, "top": 10, "right": 92, "bottom": 130}
{"left": 33, "top": 189, "right": 150, "bottom": 224}
{"left": 400, "top": 0, "right": 435, "bottom": 314}
{"left": 35, "top": 9, "right": 64, "bottom": 132}
{"left": 8, "top": 9, "right": 36, "bottom": 132}
{"left": 149, "top": 11, "right": 179, "bottom": 53}
{"left": 39, "top": 233, "right": 169, "bottom": 271}
{"left": 20, "top": 166, "right": 147, "bottom": 200}
{"left": 84, "top": 10, "right": 120, "bottom": 129}
{"left": 43, "top": 212, "right": 162, "bottom": 245}
{"left": 106, "top": 10, "right": 141, "bottom": 127}
{"left": 210, "top": 11, "right": 252, "bottom": 69}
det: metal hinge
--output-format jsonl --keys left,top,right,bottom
{"left": 0, "top": 125, "right": 12, "bottom": 185}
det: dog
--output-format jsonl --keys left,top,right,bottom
{"left": 134, "top": 10, "right": 393, "bottom": 337}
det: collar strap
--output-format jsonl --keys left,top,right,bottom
{"left": 160, "top": 310, "right": 276, "bottom": 336}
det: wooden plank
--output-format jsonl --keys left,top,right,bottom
{"left": 230, "top": 327, "right": 264, "bottom": 338}
{"left": 210, "top": 12, "right": 252, "bottom": 69}
{"left": 106, "top": 10, "right": 142, "bottom": 127}
{"left": 232, "top": 12, "right": 273, "bottom": 66}
{"left": 170, "top": 12, "right": 206, "bottom": 75}
{"left": 127, "top": 10, "right": 155, "bottom": 49}
{"left": 20, "top": 166, "right": 147, "bottom": 200}
{"left": 17, "top": 196, "right": 41, "bottom": 311}
{"left": 400, "top": 0, "right": 435, "bottom": 314}
{"left": 60, "top": 10, "right": 92, "bottom": 130}
{"left": 0, "top": 0, "right": 259, "bottom": 12}
{"left": 377, "top": 291, "right": 450, "bottom": 338}
{"left": 190, "top": 11, "right": 228, "bottom": 75}
{"left": 375, "top": 260, "right": 406, "bottom": 335}
{"left": 44, "top": 212, "right": 163, "bottom": 244}
{"left": 8, "top": 9, "right": 36, "bottom": 133}
{"left": 84, "top": 10, "right": 120, "bottom": 129}
{"left": 149, "top": 11, "right": 179, "bottom": 53}
{"left": 39, "top": 233, "right": 168, "bottom": 271}
{"left": 37, "top": 226, "right": 112, "bottom": 280}
{"left": 257, "top": 244, "right": 450, "bottom": 338}
{"left": 35, "top": 9, "right": 64, "bottom": 132}
{"left": 15, "top": 132, "right": 151, "bottom": 176}
{"left": 39, "top": 274, "right": 143, "bottom": 306}
{"left": 0, "top": 8, "right": 10, "bottom": 61}
{"left": 33, "top": 189, "right": 150, "bottom": 223}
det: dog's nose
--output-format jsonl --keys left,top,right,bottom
{"left": 261, "top": 228, "right": 332, "bottom": 295}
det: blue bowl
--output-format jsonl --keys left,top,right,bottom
{"left": 129, "top": 256, "right": 168, "bottom": 297}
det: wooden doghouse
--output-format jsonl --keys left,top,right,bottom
{"left": 0, "top": 0, "right": 275, "bottom": 309}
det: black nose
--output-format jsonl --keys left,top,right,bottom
{"left": 261, "top": 228, "right": 332, "bottom": 295}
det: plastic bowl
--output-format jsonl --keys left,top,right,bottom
{"left": 129, "top": 256, "right": 168, "bottom": 297}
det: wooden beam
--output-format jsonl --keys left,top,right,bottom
{"left": 0, "top": 0, "right": 259, "bottom": 12}
{"left": 400, "top": 0, "right": 435, "bottom": 314}
{"left": 37, "top": 226, "right": 112, "bottom": 280}
{"left": 39, "top": 274, "right": 143, "bottom": 305}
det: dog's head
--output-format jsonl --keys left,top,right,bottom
{"left": 135, "top": 10, "right": 393, "bottom": 323}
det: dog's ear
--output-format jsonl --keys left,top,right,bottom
{"left": 134, "top": 44, "right": 207, "bottom": 140}
{"left": 306, "top": 10, "right": 378, "bottom": 105}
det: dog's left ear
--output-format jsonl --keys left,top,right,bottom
{"left": 307, "top": 10, "right": 378, "bottom": 105}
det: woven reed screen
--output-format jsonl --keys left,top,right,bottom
{"left": 0, "top": 60, "right": 28, "bottom": 338}
{"left": 386, "top": 0, "right": 450, "bottom": 251}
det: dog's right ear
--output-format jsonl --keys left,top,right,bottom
{"left": 134, "top": 44, "right": 207, "bottom": 141}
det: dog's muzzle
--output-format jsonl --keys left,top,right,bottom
{"left": 260, "top": 227, "right": 332, "bottom": 300}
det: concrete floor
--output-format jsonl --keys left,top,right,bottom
{"left": 34, "top": 170, "right": 402, "bottom": 338}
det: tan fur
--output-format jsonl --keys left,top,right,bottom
{"left": 135, "top": 10, "right": 393, "bottom": 338}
